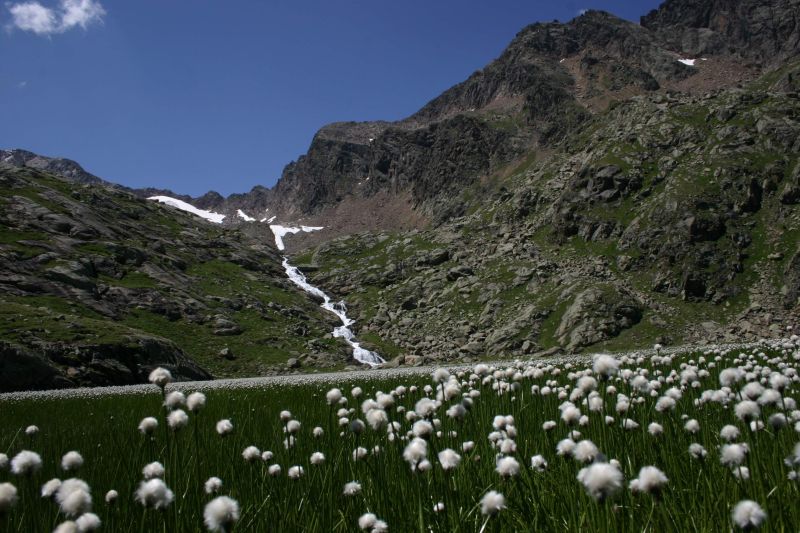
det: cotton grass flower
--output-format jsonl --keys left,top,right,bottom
{"left": 480, "top": 490, "right": 506, "bottom": 515}
{"left": 0, "top": 453, "right": 8, "bottom": 470}
{"left": 42, "top": 478, "right": 62, "bottom": 498}
{"left": 720, "top": 425, "right": 741, "bottom": 442}
{"left": 438, "top": 449, "right": 461, "bottom": 471}
{"left": 187, "top": 392, "right": 206, "bottom": 412}
{"left": 205, "top": 477, "right": 222, "bottom": 495}
{"left": 138, "top": 417, "right": 158, "bottom": 435}
{"left": 343, "top": 481, "right": 362, "bottom": 496}
{"left": 216, "top": 419, "right": 234, "bottom": 436}
{"left": 286, "top": 420, "right": 301, "bottom": 434}
{"left": 55, "top": 478, "right": 92, "bottom": 517}
{"left": 104, "top": 490, "right": 118, "bottom": 504}
{"left": 142, "top": 462, "right": 165, "bottom": 480}
{"left": 326, "top": 388, "right": 343, "bottom": 405}
{"left": 684, "top": 419, "right": 700, "bottom": 433}
{"left": 61, "top": 451, "right": 84, "bottom": 472}
{"left": 75, "top": 513, "right": 101, "bottom": 532}
{"left": 577, "top": 462, "right": 623, "bottom": 501}
{"left": 573, "top": 440, "right": 600, "bottom": 463}
{"left": 735, "top": 400, "right": 760, "bottom": 421}
{"left": 148, "top": 367, "right": 172, "bottom": 389}
{"left": 593, "top": 354, "right": 619, "bottom": 379}
{"left": 242, "top": 446, "right": 260, "bottom": 462}
{"left": 689, "top": 443, "right": 708, "bottom": 460}
{"left": 403, "top": 438, "right": 428, "bottom": 468}
{"left": 267, "top": 465, "right": 281, "bottom": 477}
{"left": 0, "top": 482, "right": 18, "bottom": 513}
{"left": 720, "top": 444, "right": 747, "bottom": 467}
{"left": 310, "top": 452, "right": 325, "bottom": 465}
{"left": 53, "top": 522, "right": 78, "bottom": 533}
{"left": 732, "top": 500, "right": 766, "bottom": 529}
{"left": 288, "top": 466, "right": 304, "bottom": 479}
{"left": 11, "top": 450, "right": 42, "bottom": 475}
{"left": 313, "top": 426, "right": 324, "bottom": 438}
{"left": 167, "top": 409, "right": 189, "bottom": 431}
{"left": 204, "top": 496, "right": 240, "bottom": 532}
{"left": 629, "top": 466, "right": 668, "bottom": 495}
{"left": 556, "top": 438, "right": 577, "bottom": 457}
{"left": 358, "top": 513, "right": 378, "bottom": 530}
{"left": 135, "top": 479, "right": 174, "bottom": 509}
{"left": 495, "top": 456, "right": 520, "bottom": 478}
{"left": 164, "top": 391, "right": 186, "bottom": 410}
{"left": 530, "top": 455, "right": 548, "bottom": 472}
{"left": 648, "top": 422, "right": 664, "bottom": 436}
{"left": 25, "top": 425, "right": 39, "bottom": 437}
{"left": 366, "top": 409, "right": 388, "bottom": 430}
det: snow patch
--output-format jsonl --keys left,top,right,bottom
{"left": 147, "top": 196, "right": 225, "bottom": 224}
{"left": 678, "top": 58, "right": 696, "bottom": 66}
{"left": 237, "top": 209, "right": 255, "bottom": 222}
{"left": 269, "top": 224, "right": 323, "bottom": 251}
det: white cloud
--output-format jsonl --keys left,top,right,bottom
{"left": 7, "top": 0, "right": 105, "bottom": 36}
{"left": 17, "top": 80, "right": 28, "bottom": 88}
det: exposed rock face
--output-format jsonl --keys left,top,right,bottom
{"left": 1, "top": 149, "right": 103, "bottom": 185}
{"left": 641, "top": 0, "right": 800, "bottom": 63}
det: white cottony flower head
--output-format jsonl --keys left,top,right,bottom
{"left": 142, "top": 462, "right": 165, "bottom": 480}
{"left": 204, "top": 496, "right": 240, "bottom": 532}
{"left": 433, "top": 368, "right": 450, "bottom": 383}
{"left": 689, "top": 443, "right": 708, "bottom": 460}
{"left": 75, "top": 513, "right": 101, "bottom": 532}
{"left": 577, "top": 462, "right": 623, "bottom": 501}
{"left": 732, "top": 500, "right": 766, "bottom": 529}
{"left": 286, "top": 420, "right": 301, "bottom": 434}
{"left": 138, "top": 417, "right": 158, "bottom": 435}
{"left": 434, "top": 502, "right": 445, "bottom": 512}
{"left": 556, "top": 438, "right": 577, "bottom": 457}
{"left": 25, "top": 425, "right": 39, "bottom": 436}
{"left": 148, "top": 367, "right": 172, "bottom": 388}
{"left": 41, "top": 478, "right": 62, "bottom": 498}
{"left": 351, "top": 387, "right": 363, "bottom": 399}
{"left": 353, "top": 447, "right": 368, "bottom": 461}
{"left": 187, "top": 392, "right": 206, "bottom": 412}
{"left": 135, "top": 479, "right": 174, "bottom": 509}
{"left": 61, "top": 451, "right": 84, "bottom": 472}
{"left": 310, "top": 452, "right": 325, "bottom": 465}
{"left": 684, "top": 419, "right": 700, "bottom": 433}
{"left": 53, "top": 522, "right": 78, "bottom": 533}
{"left": 104, "top": 490, "right": 118, "bottom": 504}
{"left": 720, "top": 444, "right": 747, "bottom": 467}
{"left": 495, "top": 456, "right": 520, "bottom": 478}
{"left": 403, "top": 437, "right": 428, "bottom": 466}
{"left": 287, "top": 466, "right": 304, "bottom": 479}
{"left": 359, "top": 513, "right": 377, "bottom": 530}
{"left": 648, "top": 423, "right": 664, "bottom": 436}
{"left": 204, "top": 477, "right": 222, "bottom": 495}
{"left": 343, "top": 481, "right": 362, "bottom": 496}
{"left": 530, "top": 455, "right": 548, "bottom": 472}
{"left": 412, "top": 420, "right": 434, "bottom": 438}
{"left": 0, "top": 482, "right": 19, "bottom": 513}
{"left": 11, "top": 450, "right": 42, "bottom": 476}
{"left": 216, "top": 419, "right": 234, "bottom": 436}
{"left": 593, "top": 354, "right": 619, "bottom": 378}
{"left": 629, "top": 466, "right": 668, "bottom": 495}
{"left": 55, "top": 478, "right": 92, "bottom": 517}
{"left": 366, "top": 409, "right": 388, "bottom": 431}
{"left": 279, "top": 410, "right": 292, "bottom": 422}
{"left": 326, "top": 388, "right": 343, "bottom": 405}
{"left": 261, "top": 451, "right": 273, "bottom": 462}
{"left": 720, "top": 425, "right": 741, "bottom": 442}
{"left": 164, "top": 391, "right": 186, "bottom": 410}
{"left": 480, "top": 490, "right": 506, "bottom": 515}
{"left": 267, "top": 464, "right": 281, "bottom": 477}
{"left": 242, "top": 446, "right": 260, "bottom": 462}
{"left": 167, "top": 409, "right": 189, "bottom": 431}
{"left": 573, "top": 440, "right": 600, "bottom": 463}
{"left": 734, "top": 400, "right": 760, "bottom": 421}
{"left": 0, "top": 453, "right": 8, "bottom": 470}
{"left": 415, "top": 398, "right": 438, "bottom": 418}
{"left": 313, "top": 426, "right": 324, "bottom": 438}
{"left": 438, "top": 449, "right": 461, "bottom": 471}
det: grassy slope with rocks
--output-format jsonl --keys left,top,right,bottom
{"left": 0, "top": 167, "right": 351, "bottom": 391}
{"left": 293, "top": 66, "right": 800, "bottom": 364}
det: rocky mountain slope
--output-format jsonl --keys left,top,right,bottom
{"left": 0, "top": 167, "right": 353, "bottom": 392}
{"left": 3, "top": 0, "right": 800, "bottom": 390}
{"left": 292, "top": 60, "right": 800, "bottom": 364}
{"left": 183, "top": 0, "right": 797, "bottom": 236}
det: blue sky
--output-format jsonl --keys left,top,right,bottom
{"left": 0, "top": 0, "right": 662, "bottom": 196}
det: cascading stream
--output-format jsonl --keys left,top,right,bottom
{"left": 270, "top": 225, "right": 385, "bottom": 367}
